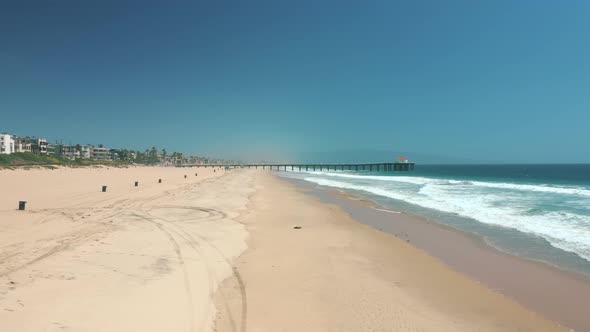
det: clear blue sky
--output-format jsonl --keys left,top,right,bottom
{"left": 1, "top": 1, "right": 589, "bottom": 163}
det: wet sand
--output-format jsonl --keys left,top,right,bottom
{"left": 286, "top": 177, "right": 590, "bottom": 332}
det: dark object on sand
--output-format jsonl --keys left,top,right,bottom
{"left": 293, "top": 226, "right": 302, "bottom": 229}
{"left": 184, "top": 175, "right": 187, "bottom": 178}
{"left": 158, "top": 179, "right": 162, "bottom": 183}
{"left": 195, "top": 173, "right": 198, "bottom": 176}
{"left": 135, "top": 181, "right": 139, "bottom": 187}
{"left": 18, "top": 201, "right": 26, "bottom": 211}
{"left": 102, "top": 185, "right": 107, "bottom": 192}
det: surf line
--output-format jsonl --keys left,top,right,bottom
{"left": 373, "top": 208, "right": 401, "bottom": 214}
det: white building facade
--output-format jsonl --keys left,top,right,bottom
{"left": 80, "top": 145, "right": 93, "bottom": 159}
{"left": 0, "top": 134, "right": 15, "bottom": 154}
{"left": 92, "top": 147, "right": 111, "bottom": 160}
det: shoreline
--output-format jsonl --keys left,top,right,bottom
{"left": 0, "top": 167, "right": 584, "bottom": 331}
{"left": 215, "top": 171, "right": 566, "bottom": 331}
{"left": 281, "top": 176, "right": 590, "bottom": 331}
{"left": 330, "top": 184, "right": 590, "bottom": 279}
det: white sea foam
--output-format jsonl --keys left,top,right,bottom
{"left": 301, "top": 175, "right": 590, "bottom": 262}
{"left": 297, "top": 171, "right": 590, "bottom": 197}
{"left": 373, "top": 208, "right": 401, "bottom": 214}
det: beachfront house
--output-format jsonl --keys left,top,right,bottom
{"left": 15, "top": 137, "right": 32, "bottom": 153}
{"left": 33, "top": 138, "right": 48, "bottom": 154}
{"left": 0, "top": 134, "right": 15, "bottom": 154}
{"left": 60, "top": 145, "right": 80, "bottom": 160}
{"left": 15, "top": 137, "right": 48, "bottom": 154}
{"left": 44, "top": 143, "right": 79, "bottom": 159}
{"left": 92, "top": 146, "right": 111, "bottom": 160}
{"left": 46, "top": 144, "right": 58, "bottom": 156}
{"left": 79, "top": 145, "right": 93, "bottom": 159}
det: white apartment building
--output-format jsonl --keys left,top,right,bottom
{"left": 60, "top": 145, "right": 79, "bottom": 160}
{"left": 34, "top": 138, "right": 48, "bottom": 154}
{"left": 80, "top": 145, "right": 93, "bottom": 159}
{"left": 92, "top": 147, "right": 111, "bottom": 160}
{"left": 0, "top": 134, "right": 15, "bottom": 154}
{"left": 15, "top": 137, "right": 32, "bottom": 153}
{"left": 14, "top": 137, "right": 48, "bottom": 154}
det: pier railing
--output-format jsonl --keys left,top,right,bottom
{"left": 178, "top": 162, "right": 415, "bottom": 172}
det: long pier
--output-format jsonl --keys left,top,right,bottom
{"left": 180, "top": 162, "right": 415, "bottom": 172}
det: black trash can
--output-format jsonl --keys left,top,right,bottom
{"left": 135, "top": 181, "right": 139, "bottom": 187}
{"left": 158, "top": 179, "right": 162, "bottom": 183}
{"left": 18, "top": 201, "right": 26, "bottom": 211}
{"left": 102, "top": 185, "right": 107, "bottom": 192}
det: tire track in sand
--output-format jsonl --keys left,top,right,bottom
{"left": 138, "top": 214, "right": 197, "bottom": 332}
{"left": 135, "top": 206, "right": 247, "bottom": 332}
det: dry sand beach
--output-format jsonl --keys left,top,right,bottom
{"left": 0, "top": 166, "right": 249, "bottom": 332}
{"left": 0, "top": 167, "right": 576, "bottom": 331}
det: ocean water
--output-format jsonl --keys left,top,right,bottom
{"left": 279, "top": 164, "right": 590, "bottom": 275}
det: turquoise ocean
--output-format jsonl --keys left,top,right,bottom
{"left": 280, "top": 164, "right": 590, "bottom": 275}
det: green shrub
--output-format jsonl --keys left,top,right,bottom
{"left": 0, "top": 153, "right": 128, "bottom": 167}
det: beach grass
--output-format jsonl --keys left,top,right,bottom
{"left": 0, "top": 152, "right": 128, "bottom": 167}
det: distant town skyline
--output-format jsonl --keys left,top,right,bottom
{"left": 2, "top": 1, "right": 590, "bottom": 163}
{"left": 0, "top": 131, "right": 235, "bottom": 168}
